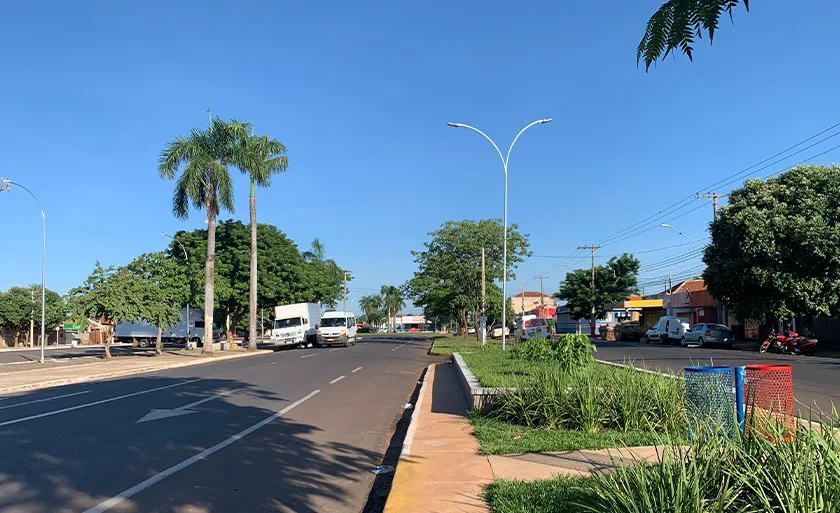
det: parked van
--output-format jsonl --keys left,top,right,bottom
{"left": 316, "top": 311, "right": 357, "bottom": 347}
{"left": 273, "top": 303, "right": 321, "bottom": 348}
{"left": 514, "top": 315, "right": 551, "bottom": 343}
{"left": 641, "top": 316, "right": 690, "bottom": 344}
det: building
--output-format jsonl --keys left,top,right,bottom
{"left": 509, "top": 291, "right": 556, "bottom": 318}
{"left": 661, "top": 279, "right": 720, "bottom": 325}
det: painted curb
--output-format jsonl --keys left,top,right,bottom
{"left": 0, "top": 350, "right": 273, "bottom": 396}
{"left": 400, "top": 364, "right": 432, "bottom": 458}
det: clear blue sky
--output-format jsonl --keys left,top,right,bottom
{"left": 1, "top": 1, "right": 838, "bottom": 315}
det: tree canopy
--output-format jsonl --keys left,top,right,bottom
{"left": 555, "top": 254, "right": 641, "bottom": 323}
{"left": 405, "top": 218, "right": 530, "bottom": 338}
{"left": 703, "top": 164, "right": 840, "bottom": 322}
{"left": 637, "top": 0, "right": 751, "bottom": 71}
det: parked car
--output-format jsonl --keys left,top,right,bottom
{"left": 514, "top": 316, "right": 550, "bottom": 343}
{"left": 467, "top": 326, "right": 476, "bottom": 335}
{"left": 640, "top": 316, "right": 690, "bottom": 344}
{"left": 681, "top": 323, "right": 734, "bottom": 348}
{"left": 490, "top": 324, "right": 510, "bottom": 339}
{"left": 614, "top": 321, "right": 643, "bottom": 341}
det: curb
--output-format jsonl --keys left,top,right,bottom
{"left": 453, "top": 353, "right": 514, "bottom": 409}
{"left": 0, "top": 350, "right": 273, "bottom": 396}
{"left": 400, "top": 363, "right": 432, "bottom": 458}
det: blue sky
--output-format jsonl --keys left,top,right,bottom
{"left": 1, "top": 1, "right": 838, "bottom": 315}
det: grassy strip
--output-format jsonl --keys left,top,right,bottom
{"left": 485, "top": 477, "right": 597, "bottom": 513}
{"left": 471, "top": 415, "right": 679, "bottom": 455}
{"left": 428, "top": 335, "right": 496, "bottom": 355}
{"left": 358, "top": 332, "right": 446, "bottom": 338}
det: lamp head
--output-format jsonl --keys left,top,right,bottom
{"left": 660, "top": 223, "right": 671, "bottom": 228}
{"left": 539, "top": 118, "right": 553, "bottom": 124}
{"left": 447, "top": 122, "right": 464, "bottom": 128}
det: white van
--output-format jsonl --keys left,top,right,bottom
{"left": 273, "top": 303, "right": 321, "bottom": 348}
{"left": 514, "top": 315, "right": 551, "bottom": 343}
{"left": 317, "top": 311, "right": 357, "bottom": 347}
{"left": 642, "top": 316, "right": 690, "bottom": 345}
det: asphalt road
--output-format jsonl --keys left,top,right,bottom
{"left": 595, "top": 340, "right": 840, "bottom": 415}
{"left": 0, "top": 336, "right": 442, "bottom": 513}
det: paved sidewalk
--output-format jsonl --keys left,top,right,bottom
{"left": 0, "top": 349, "right": 270, "bottom": 395}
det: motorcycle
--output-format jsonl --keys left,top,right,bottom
{"left": 759, "top": 329, "right": 818, "bottom": 355}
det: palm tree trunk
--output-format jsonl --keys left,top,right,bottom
{"left": 248, "top": 180, "right": 258, "bottom": 351}
{"left": 203, "top": 195, "right": 217, "bottom": 355}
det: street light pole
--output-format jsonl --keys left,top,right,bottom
{"left": 659, "top": 224, "right": 705, "bottom": 249}
{"left": 448, "top": 118, "right": 552, "bottom": 350}
{"left": 1, "top": 179, "right": 46, "bottom": 364}
{"left": 162, "top": 233, "right": 190, "bottom": 345}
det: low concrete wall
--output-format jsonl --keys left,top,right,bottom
{"left": 452, "top": 352, "right": 513, "bottom": 410}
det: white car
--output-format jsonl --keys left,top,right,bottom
{"left": 514, "top": 316, "right": 551, "bottom": 343}
{"left": 490, "top": 325, "right": 509, "bottom": 339}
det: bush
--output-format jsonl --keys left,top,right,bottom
{"left": 512, "top": 334, "right": 596, "bottom": 372}
{"left": 514, "top": 338, "right": 556, "bottom": 363}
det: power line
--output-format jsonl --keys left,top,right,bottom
{"left": 531, "top": 241, "right": 702, "bottom": 259}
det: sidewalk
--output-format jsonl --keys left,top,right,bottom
{"left": 0, "top": 349, "right": 270, "bottom": 395}
{"left": 384, "top": 363, "right": 672, "bottom": 513}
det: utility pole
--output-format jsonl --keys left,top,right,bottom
{"left": 577, "top": 245, "right": 601, "bottom": 336}
{"left": 520, "top": 284, "right": 525, "bottom": 314}
{"left": 696, "top": 193, "right": 730, "bottom": 222}
{"left": 480, "top": 246, "right": 486, "bottom": 346}
{"left": 534, "top": 275, "right": 547, "bottom": 315}
{"left": 343, "top": 270, "right": 351, "bottom": 312}
{"left": 29, "top": 288, "right": 34, "bottom": 348}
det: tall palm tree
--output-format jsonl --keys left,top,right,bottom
{"left": 380, "top": 285, "right": 405, "bottom": 332}
{"left": 159, "top": 117, "right": 250, "bottom": 354}
{"left": 303, "top": 238, "right": 342, "bottom": 283}
{"left": 358, "top": 294, "right": 383, "bottom": 329}
{"left": 234, "top": 134, "right": 288, "bottom": 351}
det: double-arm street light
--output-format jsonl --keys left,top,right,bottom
{"left": 162, "top": 233, "right": 190, "bottom": 344}
{"left": 0, "top": 179, "right": 46, "bottom": 364}
{"left": 448, "top": 119, "right": 552, "bottom": 350}
{"left": 659, "top": 224, "right": 705, "bottom": 249}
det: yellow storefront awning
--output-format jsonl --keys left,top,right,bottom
{"left": 608, "top": 299, "right": 664, "bottom": 310}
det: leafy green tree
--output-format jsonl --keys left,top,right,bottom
{"left": 0, "top": 287, "right": 34, "bottom": 346}
{"left": 704, "top": 164, "right": 840, "bottom": 323}
{"left": 127, "top": 252, "right": 188, "bottom": 355}
{"left": 555, "top": 254, "right": 641, "bottom": 334}
{"left": 405, "top": 218, "right": 531, "bottom": 340}
{"left": 637, "top": 0, "right": 750, "bottom": 71}
{"left": 158, "top": 116, "right": 251, "bottom": 354}
{"left": 358, "top": 294, "right": 383, "bottom": 327}
{"left": 380, "top": 285, "right": 405, "bottom": 332}
{"left": 234, "top": 134, "right": 288, "bottom": 351}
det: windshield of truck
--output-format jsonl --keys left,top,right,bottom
{"left": 275, "top": 317, "right": 302, "bottom": 329}
{"left": 321, "top": 317, "right": 347, "bottom": 327}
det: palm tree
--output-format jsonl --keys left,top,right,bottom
{"left": 158, "top": 117, "right": 250, "bottom": 354}
{"left": 302, "top": 238, "right": 327, "bottom": 263}
{"left": 234, "top": 134, "right": 288, "bottom": 351}
{"left": 358, "top": 294, "right": 383, "bottom": 329}
{"left": 380, "top": 285, "right": 405, "bottom": 332}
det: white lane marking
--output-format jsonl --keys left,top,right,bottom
{"left": 0, "top": 390, "right": 90, "bottom": 411}
{"left": 351, "top": 367, "right": 363, "bottom": 373}
{"left": 135, "top": 389, "right": 239, "bottom": 424}
{"left": 392, "top": 346, "right": 401, "bottom": 351}
{"left": 329, "top": 348, "right": 341, "bottom": 352}
{"left": 0, "top": 379, "right": 202, "bottom": 428}
{"left": 300, "top": 353, "right": 317, "bottom": 359}
{"left": 82, "top": 389, "right": 321, "bottom": 513}
{"left": 329, "top": 375, "right": 345, "bottom": 385}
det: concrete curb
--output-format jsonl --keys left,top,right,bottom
{"left": 400, "top": 364, "right": 432, "bottom": 458}
{"left": 0, "top": 343, "right": 132, "bottom": 353}
{"left": 0, "top": 350, "right": 273, "bottom": 396}
{"left": 453, "top": 353, "right": 514, "bottom": 409}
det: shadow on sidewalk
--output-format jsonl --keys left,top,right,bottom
{"left": 431, "top": 363, "right": 470, "bottom": 416}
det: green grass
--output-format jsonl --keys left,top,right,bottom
{"left": 485, "top": 477, "right": 597, "bottom": 513}
{"left": 358, "top": 332, "right": 445, "bottom": 338}
{"left": 471, "top": 415, "right": 681, "bottom": 455}
{"left": 429, "top": 335, "right": 496, "bottom": 355}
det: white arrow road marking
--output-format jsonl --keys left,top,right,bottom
{"left": 82, "top": 389, "right": 321, "bottom": 513}
{"left": 136, "top": 389, "right": 238, "bottom": 424}
{"left": 0, "top": 379, "right": 201, "bottom": 428}
{"left": 0, "top": 390, "right": 90, "bottom": 411}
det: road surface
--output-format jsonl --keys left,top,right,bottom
{"left": 0, "top": 336, "right": 440, "bottom": 513}
{"left": 595, "top": 340, "right": 840, "bottom": 415}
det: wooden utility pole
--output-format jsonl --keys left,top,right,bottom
{"left": 481, "top": 246, "right": 486, "bottom": 346}
{"left": 577, "top": 245, "right": 601, "bottom": 336}
{"left": 696, "top": 193, "right": 730, "bottom": 221}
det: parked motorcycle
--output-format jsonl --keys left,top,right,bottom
{"left": 759, "top": 329, "right": 818, "bottom": 355}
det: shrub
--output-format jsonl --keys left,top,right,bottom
{"left": 553, "top": 334, "right": 596, "bottom": 372}
{"left": 514, "top": 337, "right": 555, "bottom": 363}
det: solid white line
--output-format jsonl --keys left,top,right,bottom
{"left": 0, "top": 390, "right": 91, "bottom": 410}
{"left": 351, "top": 367, "right": 363, "bottom": 373}
{"left": 300, "top": 353, "right": 317, "bottom": 359}
{"left": 0, "top": 379, "right": 202, "bottom": 428}
{"left": 329, "top": 375, "right": 345, "bottom": 385}
{"left": 82, "top": 389, "right": 321, "bottom": 513}
{"left": 176, "top": 389, "right": 237, "bottom": 410}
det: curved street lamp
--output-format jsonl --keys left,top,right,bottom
{"left": 659, "top": 223, "right": 705, "bottom": 249}
{"left": 162, "top": 233, "right": 191, "bottom": 345}
{"left": 448, "top": 119, "right": 552, "bottom": 350}
{"left": 1, "top": 179, "right": 46, "bottom": 363}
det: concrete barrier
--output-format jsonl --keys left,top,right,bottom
{"left": 452, "top": 353, "right": 513, "bottom": 410}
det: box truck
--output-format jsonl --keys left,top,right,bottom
{"left": 114, "top": 308, "right": 219, "bottom": 347}
{"left": 273, "top": 303, "right": 321, "bottom": 348}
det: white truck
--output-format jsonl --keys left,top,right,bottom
{"left": 273, "top": 303, "right": 321, "bottom": 348}
{"left": 114, "top": 308, "right": 218, "bottom": 347}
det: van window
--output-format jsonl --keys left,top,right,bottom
{"left": 525, "top": 318, "right": 547, "bottom": 328}
{"left": 194, "top": 321, "right": 205, "bottom": 329}
{"left": 321, "top": 317, "right": 346, "bottom": 327}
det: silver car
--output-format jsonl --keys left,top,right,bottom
{"left": 680, "top": 323, "right": 734, "bottom": 348}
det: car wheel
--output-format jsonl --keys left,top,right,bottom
{"left": 138, "top": 338, "right": 150, "bottom": 348}
{"left": 640, "top": 335, "right": 648, "bottom": 343}
{"left": 680, "top": 337, "right": 686, "bottom": 346}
